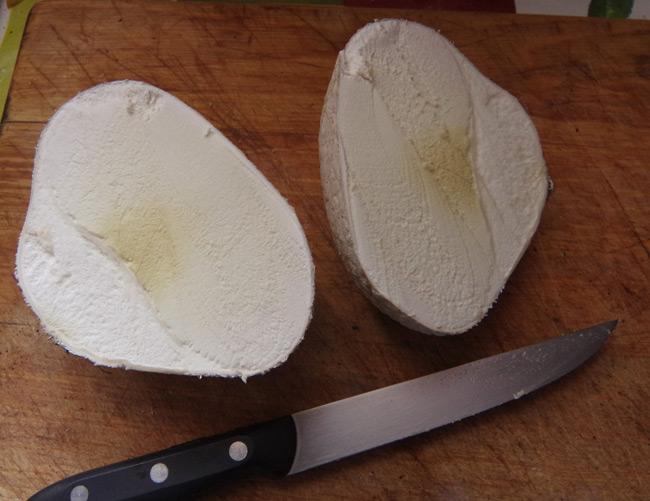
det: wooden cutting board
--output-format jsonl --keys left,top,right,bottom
{"left": 1, "top": 1, "right": 649, "bottom": 499}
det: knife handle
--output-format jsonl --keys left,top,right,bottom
{"left": 28, "top": 416, "right": 297, "bottom": 501}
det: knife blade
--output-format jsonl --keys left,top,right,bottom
{"left": 29, "top": 320, "right": 616, "bottom": 501}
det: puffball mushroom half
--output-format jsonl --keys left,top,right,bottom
{"left": 16, "top": 80, "right": 314, "bottom": 378}
{"left": 320, "top": 20, "right": 549, "bottom": 335}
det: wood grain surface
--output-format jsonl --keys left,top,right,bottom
{"left": 1, "top": 1, "right": 649, "bottom": 499}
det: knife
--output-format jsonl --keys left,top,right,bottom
{"left": 29, "top": 320, "right": 616, "bottom": 501}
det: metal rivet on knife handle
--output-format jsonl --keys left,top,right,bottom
{"left": 69, "top": 485, "right": 88, "bottom": 501}
{"left": 149, "top": 463, "right": 169, "bottom": 484}
{"left": 229, "top": 441, "right": 249, "bottom": 461}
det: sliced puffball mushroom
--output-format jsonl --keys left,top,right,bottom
{"left": 320, "top": 20, "right": 549, "bottom": 335}
{"left": 16, "top": 80, "right": 314, "bottom": 378}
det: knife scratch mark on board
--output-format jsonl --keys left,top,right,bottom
{"left": 48, "top": 25, "right": 95, "bottom": 86}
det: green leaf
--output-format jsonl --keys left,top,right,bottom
{"left": 588, "top": 0, "right": 634, "bottom": 18}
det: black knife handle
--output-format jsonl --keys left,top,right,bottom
{"left": 28, "top": 415, "right": 297, "bottom": 501}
